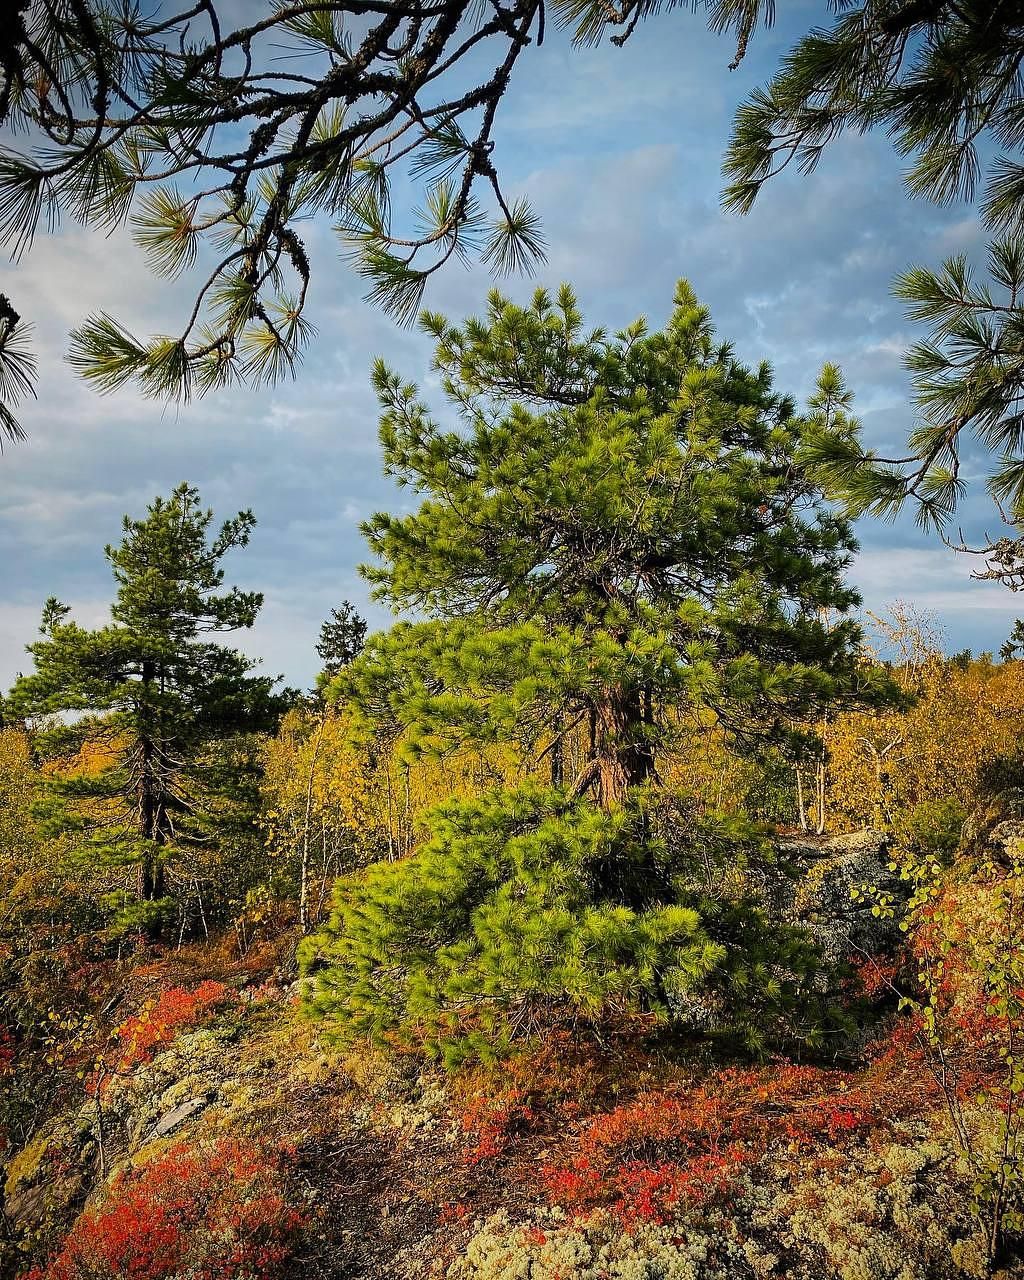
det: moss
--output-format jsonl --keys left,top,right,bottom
{"left": 449, "top": 1124, "right": 988, "bottom": 1280}
{"left": 4, "top": 1127, "right": 51, "bottom": 1200}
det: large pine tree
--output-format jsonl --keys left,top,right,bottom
{"left": 8, "top": 484, "right": 287, "bottom": 932}
{"left": 303, "top": 282, "right": 892, "bottom": 1060}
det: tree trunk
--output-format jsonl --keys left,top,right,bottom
{"left": 815, "top": 756, "right": 826, "bottom": 835}
{"left": 138, "top": 733, "right": 167, "bottom": 902}
{"left": 138, "top": 659, "right": 166, "bottom": 905}
{"left": 300, "top": 712, "right": 327, "bottom": 933}
{"left": 592, "top": 686, "right": 654, "bottom": 811}
{"left": 550, "top": 709, "right": 564, "bottom": 789}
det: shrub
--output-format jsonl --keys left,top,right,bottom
{"left": 542, "top": 1066, "right": 876, "bottom": 1228}
{"left": 105, "top": 981, "right": 233, "bottom": 1077}
{"left": 302, "top": 787, "right": 847, "bottom": 1065}
{"left": 450, "top": 1127, "right": 988, "bottom": 1280}
{"left": 302, "top": 788, "right": 727, "bottom": 1064}
{"left": 27, "top": 1137, "right": 304, "bottom": 1280}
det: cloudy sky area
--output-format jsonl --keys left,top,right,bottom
{"left": 0, "top": 3, "right": 1017, "bottom": 691}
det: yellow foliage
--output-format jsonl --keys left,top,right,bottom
{"left": 260, "top": 706, "right": 521, "bottom": 923}
{"left": 0, "top": 728, "right": 36, "bottom": 867}
{"left": 824, "top": 657, "right": 1024, "bottom": 832}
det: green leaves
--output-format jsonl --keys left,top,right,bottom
{"left": 67, "top": 313, "right": 150, "bottom": 396}
{"left": 715, "top": 2, "right": 1024, "bottom": 557}
{"left": 0, "top": 157, "right": 56, "bottom": 259}
{"left": 303, "top": 784, "right": 714, "bottom": 1055}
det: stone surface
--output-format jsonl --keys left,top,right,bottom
{"left": 147, "top": 1095, "right": 209, "bottom": 1141}
{"left": 776, "top": 828, "right": 902, "bottom": 965}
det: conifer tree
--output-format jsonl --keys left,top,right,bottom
{"left": 1001, "top": 621, "right": 1024, "bottom": 663}
{"left": 8, "top": 483, "right": 287, "bottom": 932}
{"left": 316, "top": 603, "right": 368, "bottom": 681}
{"left": 0, "top": 0, "right": 781, "bottom": 436}
{"left": 709, "top": 1, "right": 1024, "bottom": 580}
{"left": 303, "top": 282, "right": 893, "bottom": 1060}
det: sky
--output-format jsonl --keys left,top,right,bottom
{"left": 1, "top": 2, "right": 1019, "bottom": 693}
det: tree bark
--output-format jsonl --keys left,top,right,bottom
{"left": 592, "top": 685, "right": 654, "bottom": 811}
{"left": 138, "top": 659, "right": 166, "bottom": 905}
{"left": 550, "top": 709, "right": 564, "bottom": 789}
{"left": 300, "top": 712, "right": 327, "bottom": 933}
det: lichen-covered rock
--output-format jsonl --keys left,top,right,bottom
{"left": 448, "top": 1206, "right": 754, "bottom": 1280}
{"left": 447, "top": 1123, "right": 986, "bottom": 1280}
{"left": 147, "top": 1095, "right": 208, "bottom": 1140}
{"left": 959, "top": 787, "right": 1024, "bottom": 858}
{"left": 87, "top": 1024, "right": 236, "bottom": 1155}
{"left": 2, "top": 1112, "right": 93, "bottom": 1258}
{"left": 775, "top": 830, "right": 903, "bottom": 965}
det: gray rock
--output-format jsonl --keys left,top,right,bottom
{"left": 147, "top": 1096, "right": 208, "bottom": 1141}
{"left": 771, "top": 829, "right": 902, "bottom": 966}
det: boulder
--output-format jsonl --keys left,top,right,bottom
{"left": 147, "top": 1095, "right": 209, "bottom": 1141}
{"left": 775, "top": 828, "right": 903, "bottom": 965}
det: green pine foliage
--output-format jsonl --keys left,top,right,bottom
{"left": 305, "top": 784, "right": 848, "bottom": 1065}
{"left": 7, "top": 483, "right": 290, "bottom": 934}
{"left": 316, "top": 602, "right": 369, "bottom": 681}
{"left": 301, "top": 281, "right": 894, "bottom": 1060}
{"left": 711, "top": 1, "right": 1024, "bottom": 568}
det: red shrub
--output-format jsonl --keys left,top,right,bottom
{"left": 847, "top": 954, "right": 900, "bottom": 999}
{"left": 459, "top": 1088, "right": 536, "bottom": 1164}
{"left": 544, "top": 1147, "right": 749, "bottom": 1226}
{"left": 28, "top": 1137, "right": 303, "bottom": 1280}
{"left": 0, "top": 1024, "right": 14, "bottom": 1078}
{"left": 542, "top": 1064, "right": 877, "bottom": 1226}
{"left": 438, "top": 1202, "right": 471, "bottom": 1225}
{"left": 108, "top": 981, "right": 233, "bottom": 1076}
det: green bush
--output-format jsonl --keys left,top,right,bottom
{"left": 301, "top": 785, "right": 844, "bottom": 1064}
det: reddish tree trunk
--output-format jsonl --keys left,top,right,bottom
{"left": 592, "top": 685, "right": 654, "bottom": 811}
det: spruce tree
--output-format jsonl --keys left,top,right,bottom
{"left": 302, "top": 282, "right": 893, "bottom": 1061}
{"left": 8, "top": 483, "right": 287, "bottom": 932}
{"left": 316, "top": 603, "right": 368, "bottom": 680}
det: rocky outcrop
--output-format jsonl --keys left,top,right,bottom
{"left": 777, "top": 828, "right": 903, "bottom": 965}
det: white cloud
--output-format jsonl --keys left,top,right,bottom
{"left": 0, "top": 10, "right": 1015, "bottom": 695}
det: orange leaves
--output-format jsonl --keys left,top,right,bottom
{"left": 459, "top": 1088, "right": 536, "bottom": 1165}
{"left": 541, "top": 1065, "right": 877, "bottom": 1227}
{"left": 28, "top": 1137, "right": 304, "bottom": 1280}
{"left": 825, "top": 654, "right": 1024, "bottom": 834}
{"left": 106, "top": 981, "right": 233, "bottom": 1077}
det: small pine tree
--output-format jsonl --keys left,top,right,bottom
{"left": 8, "top": 484, "right": 287, "bottom": 933}
{"left": 316, "top": 602, "right": 368, "bottom": 680}
{"left": 302, "top": 282, "right": 894, "bottom": 1060}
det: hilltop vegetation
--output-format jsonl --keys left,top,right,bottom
{"left": 4, "top": 284, "right": 1024, "bottom": 1279}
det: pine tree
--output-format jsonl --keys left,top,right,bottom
{"left": 711, "top": 2, "right": 1024, "bottom": 579}
{"left": 1001, "top": 621, "right": 1024, "bottom": 663}
{"left": 302, "top": 281, "right": 894, "bottom": 1060}
{"left": 8, "top": 483, "right": 287, "bottom": 933}
{"left": 316, "top": 603, "right": 368, "bottom": 680}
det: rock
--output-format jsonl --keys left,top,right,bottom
{"left": 775, "top": 829, "right": 903, "bottom": 966}
{"left": 147, "top": 1096, "right": 209, "bottom": 1141}
{"left": 977, "top": 819, "right": 1024, "bottom": 866}
{"left": 3, "top": 1115, "right": 90, "bottom": 1248}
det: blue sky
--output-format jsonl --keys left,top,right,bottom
{"left": 1, "top": 3, "right": 1018, "bottom": 691}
